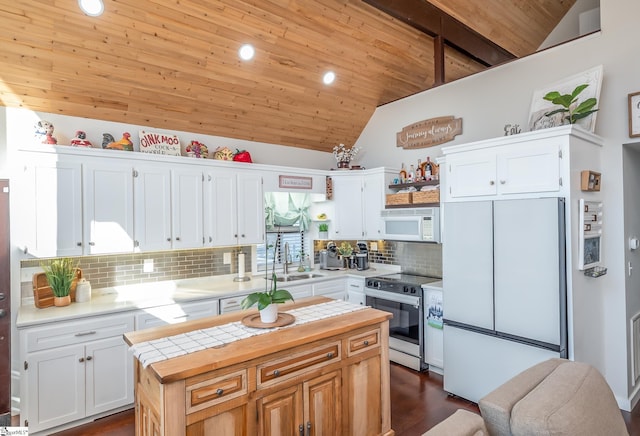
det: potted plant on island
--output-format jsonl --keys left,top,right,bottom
{"left": 41, "top": 258, "right": 78, "bottom": 307}
{"left": 241, "top": 242, "right": 294, "bottom": 323}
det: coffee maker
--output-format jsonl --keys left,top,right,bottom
{"left": 355, "top": 241, "right": 369, "bottom": 270}
{"left": 319, "top": 241, "right": 344, "bottom": 269}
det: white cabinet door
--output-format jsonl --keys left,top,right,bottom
{"left": 496, "top": 141, "right": 560, "bottom": 195}
{"left": 30, "top": 160, "right": 83, "bottom": 257}
{"left": 205, "top": 170, "right": 264, "bottom": 246}
{"left": 171, "top": 168, "right": 204, "bottom": 249}
{"left": 134, "top": 165, "right": 172, "bottom": 252}
{"left": 85, "top": 336, "right": 134, "bottom": 416}
{"left": 313, "top": 278, "right": 347, "bottom": 300}
{"left": 83, "top": 162, "right": 134, "bottom": 254}
{"left": 446, "top": 150, "right": 497, "bottom": 199}
{"left": 205, "top": 170, "right": 237, "bottom": 246}
{"left": 26, "top": 345, "right": 85, "bottom": 432}
{"left": 331, "top": 176, "right": 364, "bottom": 239}
{"left": 363, "top": 174, "right": 384, "bottom": 239}
{"left": 237, "top": 173, "right": 265, "bottom": 245}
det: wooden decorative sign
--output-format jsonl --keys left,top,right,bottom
{"left": 396, "top": 116, "right": 462, "bottom": 149}
{"left": 279, "top": 175, "right": 313, "bottom": 189}
{"left": 139, "top": 130, "right": 181, "bottom": 156}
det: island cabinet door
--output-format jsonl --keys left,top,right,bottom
{"left": 256, "top": 371, "right": 341, "bottom": 436}
{"left": 344, "top": 356, "right": 382, "bottom": 436}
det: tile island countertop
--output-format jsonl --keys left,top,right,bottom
{"left": 17, "top": 264, "right": 398, "bottom": 328}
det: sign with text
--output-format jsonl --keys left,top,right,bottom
{"left": 279, "top": 175, "right": 313, "bottom": 190}
{"left": 396, "top": 116, "right": 462, "bottom": 149}
{"left": 139, "top": 130, "right": 181, "bottom": 156}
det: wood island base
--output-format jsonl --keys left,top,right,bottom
{"left": 124, "top": 297, "right": 394, "bottom": 436}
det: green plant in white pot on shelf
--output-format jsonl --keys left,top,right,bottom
{"left": 318, "top": 222, "right": 329, "bottom": 239}
{"left": 41, "top": 258, "right": 78, "bottom": 307}
{"left": 241, "top": 243, "right": 294, "bottom": 323}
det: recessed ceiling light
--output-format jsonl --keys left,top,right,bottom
{"left": 78, "top": 0, "right": 104, "bottom": 16}
{"left": 239, "top": 44, "right": 255, "bottom": 61}
{"left": 323, "top": 71, "right": 336, "bottom": 85}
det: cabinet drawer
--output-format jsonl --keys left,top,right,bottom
{"left": 347, "top": 328, "right": 380, "bottom": 357}
{"left": 257, "top": 342, "right": 340, "bottom": 387}
{"left": 24, "top": 313, "right": 135, "bottom": 352}
{"left": 186, "top": 369, "right": 247, "bottom": 413}
{"left": 135, "top": 299, "right": 219, "bottom": 330}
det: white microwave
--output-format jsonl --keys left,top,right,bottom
{"left": 381, "top": 208, "right": 440, "bottom": 243}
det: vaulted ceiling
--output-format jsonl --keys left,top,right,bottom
{"left": 0, "top": 1, "right": 576, "bottom": 153}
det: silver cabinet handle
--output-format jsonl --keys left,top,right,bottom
{"left": 89, "top": 242, "right": 95, "bottom": 246}
{"left": 273, "top": 369, "right": 280, "bottom": 377}
{"left": 299, "top": 424, "right": 304, "bottom": 436}
{"left": 489, "top": 181, "right": 495, "bottom": 186}
{"left": 306, "top": 422, "right": 311, "bottom": 436}
{"left": 86, "top": 356, "right": 93, "bottom": 361}
{"left": 167, "top": 238, "right": 171, "bottom": 242}
{"left": 327, "top": 352, "right": 334, "bottom": 359}
{"left": 500, "top": 180, "right": 506, "bottom": 184}
{"left": 76, "top": 242, "right": 82, "bottom": 247}
{"left": 364, "top": 340, "right": 369, "bottom": 346}
{"left": 79, "top": 357, "right": 85, "bottom": 363}
{"left": 216, "top": 388, "right": 224, "bottom": 396}
{"left": 75, "top": 331, "right": 97, "bottom": 337}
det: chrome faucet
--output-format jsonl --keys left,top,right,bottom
{"left": 283, "top": 242, "right": 290, "bottom": 275}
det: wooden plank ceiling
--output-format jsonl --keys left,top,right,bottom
{"left": 0, "top": 0, "right": 574, "bottom": 153}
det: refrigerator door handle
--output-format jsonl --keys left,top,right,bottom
{"left": 443, "top": 319, "right": 497, "bottom": 336}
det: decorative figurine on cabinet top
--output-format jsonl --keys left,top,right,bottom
{"left": 70, "top": 130, "right": 93, "bottom": 147}
{"left": 34, "top": 120, "right": 57, "bottom": 145}
{"left": 185, "top": 140, "right": 209, "bottom": 158}
{"left": 103, "top": 132, "right": 134, "bottom": 151}
{"left": 213, "top": 146, "right": 235, "bottom": 160}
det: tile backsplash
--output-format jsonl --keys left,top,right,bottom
{"left": 313, "top": 240, "right": 442, "bottom": 278}
{"left": 21, "top": 246, "right": 251, "bottom": 300}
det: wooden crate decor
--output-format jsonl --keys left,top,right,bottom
{"left": 139, "top": 130, "right": 181, "bottom": 156}
{"left": 581, "top": 170, "right": 601, "bottom": 191}
{"left": 386, "top": 192, "right": 413, "bottom": 205}
{"left": 413, "top": 190, "right": 440, "bottom": 204}
{"left": 32, "top": 269, "right": 83, "bottom": 308}
{"left": 396, "top": 116, "right": 462, "bottom": 149}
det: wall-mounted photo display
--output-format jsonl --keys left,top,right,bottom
{"left": 578, "top": 199, "right": 603, "bottom": 271}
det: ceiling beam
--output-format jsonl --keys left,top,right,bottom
{"left": 362, "top": 0, "right": 516, "bottom": 67}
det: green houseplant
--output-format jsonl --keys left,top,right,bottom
{"left": 543, "top": 83, "right": 598, "bottom": 125}
{"left": 41, "top": 258, "right": 78, "bottom": 307}
{"left": 241, "top": 242, "right": 294, "bottom": 322}
{"left": 318, "top": 222, "right": 329, "bottom": 239}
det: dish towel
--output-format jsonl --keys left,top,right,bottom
{"left": 130, "top": 300, "right": 368, "bottom": 368}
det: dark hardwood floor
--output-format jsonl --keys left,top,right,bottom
{"left": 14, "top": 363, "right": 640, "bottom": 435}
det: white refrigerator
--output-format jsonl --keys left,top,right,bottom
{"left": 442, "top": 198, "right": 567, "bottom": 403}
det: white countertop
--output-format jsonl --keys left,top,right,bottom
{"left": 17, "top": 265, "right": 397, "bottom": 327}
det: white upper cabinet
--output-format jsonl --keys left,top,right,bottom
{"left": 83, "top": 162, "right": 135, "bottom": 254}
{"left": 21, "top": 158, "right": 83, "bottom": 257}
{"left": 362, "top": 173, "right": 385, "bottom": 239}
{"left": 133, "top": 165, "right": 172, "bottom": 252}
{"left": 171, "top": 167, "right": 204, "bottom": 249}
{"left": 205, "top": 170, "right": 264, "bottom": 247}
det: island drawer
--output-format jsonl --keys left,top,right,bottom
{"left": 347, "top": 328, "right": 381, "bottom": 357}
{"left": 23, "top": 313, "right": 135, "bottom": 352}
{"left": 186, "top": 369, "right": 248, "bottom": 413}
{"left": 257, "top": 341, "right": 341, "bottom": 387}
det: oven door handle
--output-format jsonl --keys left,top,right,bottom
{"left": 364, "top": 287, "right": 421, "bottom": 306}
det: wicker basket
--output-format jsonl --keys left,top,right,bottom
{"left": 386, "top": 192, "right": 413, "bottom": 205}
{"left": 412, "top": 190, "right": 440, "bottom": 204}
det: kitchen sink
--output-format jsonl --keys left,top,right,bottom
{"left": 272, "top": 273, "right": 324, "bottom": 282}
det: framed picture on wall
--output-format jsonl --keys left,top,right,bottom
{"left": 628, "top": 92, "right": 640, "bottom": 138}
{"left": 528, "top": 65, "right": 603, "bottom": 133}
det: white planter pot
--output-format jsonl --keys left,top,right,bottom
{"left": 259, "top": 304, "right": 279, "bottom": 323}
{"left": 318, "top": 231, "right": 328, "bottom": 239}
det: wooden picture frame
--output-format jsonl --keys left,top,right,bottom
{"left": 628, "top": 92, "right": 640, "bottom": 138}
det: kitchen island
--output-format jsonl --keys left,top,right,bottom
{"left": 123, "top": 296, "right": 394, "bottom": 436}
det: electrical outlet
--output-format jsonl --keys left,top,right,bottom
{"left": 143, "top": 259, "right": 154, "bottom": 273}
{"left": 223, "top": 252, "right": 232, "bottom": 264}
{"left": 370, "top": 242, "right": 378, "bottom": 252}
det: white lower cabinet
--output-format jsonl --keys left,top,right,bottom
{"left": 19, "top": 313, "right": 135, "bottom": 433}
{"left": 313, "top": 278, "right": 347, "bottom": 300}
{"left": 346, "top": 277, "right": 366, "bottom": 305}
{"left": 424, "top": 287, "right": 444, "bottom": 372}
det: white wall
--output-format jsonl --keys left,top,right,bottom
{"left": 2, "top": 108, "right": 335, "bottom": 171}
{"left": 354, "top": 0, "right": 639, "bottom": 409}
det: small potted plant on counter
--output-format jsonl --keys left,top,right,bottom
{"left": 318, "top": 222, "right": 329, "bottom": 239}
{"left": 241, "top": 242, "right": 294, "bottom": 323}
{"left": 41, "top": 258, "right": 78, "bottom": 307}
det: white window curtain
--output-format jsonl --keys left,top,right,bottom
{"left": 264, "top": 192, "right": 311, "bottom": 231}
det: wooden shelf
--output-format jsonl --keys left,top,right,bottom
{"left": 385, "top": 202, "right": 439, "bottom": 209}
{"left": 388, "top": 180, "right": 439, "bottom": 189}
